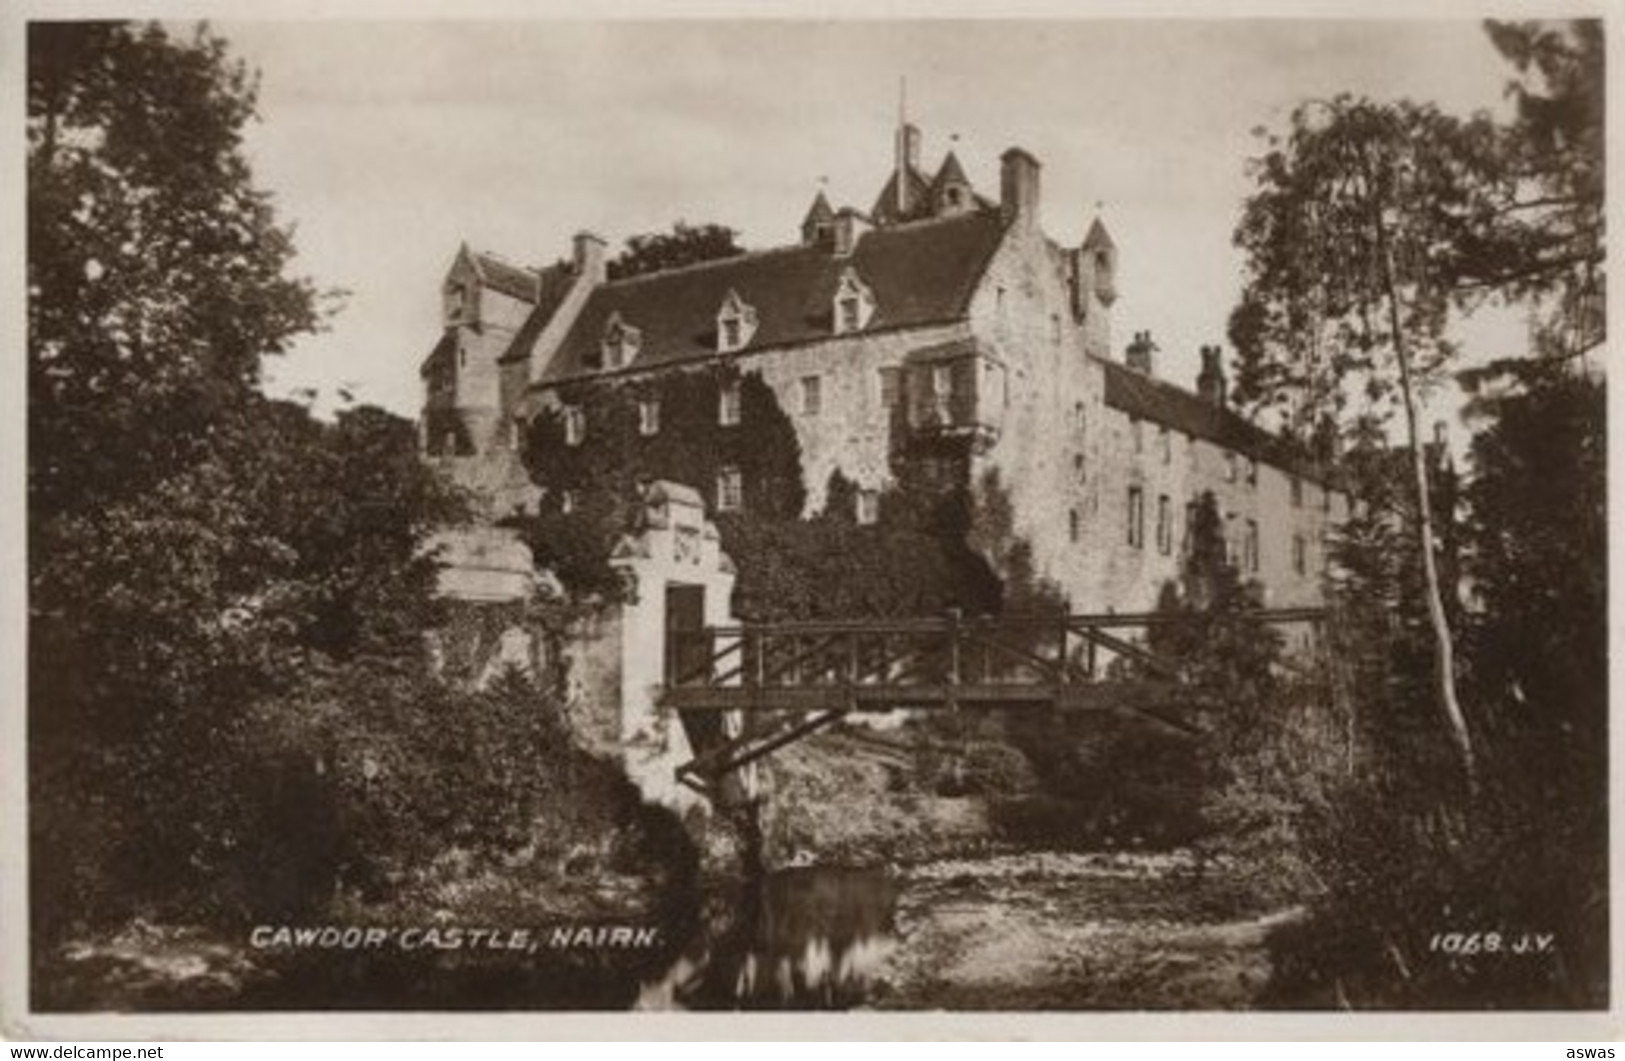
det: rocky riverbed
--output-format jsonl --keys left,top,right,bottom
{"left": 874, "top": 850, "right": 1300, "bottom": 1010}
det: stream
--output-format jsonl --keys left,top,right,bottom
{"left": 39, "top": 852, "right": 1287, "bottom": 1011}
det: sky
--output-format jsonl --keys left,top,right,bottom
{"left": 222, "top": 18, "right": 1524, "bottom": 421}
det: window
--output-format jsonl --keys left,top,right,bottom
{"left": 510, "top": 416, "right": 526, "bottom": 451}
{"left": 877, "top": 367, "right": 901, "bottom": 410}
{"left": 1225, "top": 513, "right": 1240, "bottom": 567}
{"left": 1183, "top": 500, "right": 1198, "bottom": 555}
{"left": 1069, "top": 508, "right": 1081, "bottom": 543}
{"left": 716, "top": 289, "right": 758, "bottom": 353}
{"left": 1073, "top": 453, "right": 1086, "bottom": 484}
{"left": 440, "top": 431, "right": 457, "bottom": 457}
{"left": 1291, "top": 476, "right": 1303, "bottom": 508}
{"left": 996, "top": 286, "right": 1007, "bottom": 314}
{"left": 1225, "top": 451, "right": 1237, "bottom": 482}
{"left": 1130, "top": 417, "right": 1143, "bottom": 453}
{"left": 1127, "top": 487, "right": 1144, "bottom": 549}
{"left": 638, "top": 398, "right": 660, "bottom": 437}
{"left": 931, "top": 362, "right": 954, "bottom": 422}
{"left": 559, "top": 489, "right": 576, "bottom": 515}
{"left": 947, "top": 187, "right": 963, "bottom": 208}
{"left": 1074, "top": 401, "right": 1086, "bottom": 433}
{"left": 856, "top": 490, "right": 880, "bottom": 526}
{"left": 1293, "top": 532, "right": 1307, "bottom": 575}
{"left": 719, "top": 380, "right": 741, "bottom": 426}
{"left": 1324, "top": 484, "right": 1333, "bottom": 513}
{"left": 839, "top": 296, "right": 861, "bottom": 333}
{"left": 716, "top": 467, "right": 743, "bottom": 513}
{"left": 445, "top": 281, "right": 471, "bottom": 324}
{"left": 563, "top": 406, "right": 585, "bottom": 447}
{"left": 1246, "top": 457, "right": 1258, "bottom": 486}
{"left": 800, "top": 375, "right": 822, "bottom": 417}
{"left": 1160, "top": 426, "right": 1171, "bottom": 465}
{"left": 833, "top": 268, "right": 875, "bottom": 334}
{"left": 602, "top": 315, "right": 641, "bottom": 370}
{"left": 1156, "top": 495, "right": 1172, "bottom": 555}
{"left": 1245, "top": 519, "right": 1260, "bottom": 573}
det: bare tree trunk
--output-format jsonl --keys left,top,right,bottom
{"left": 1376, "top": 237, "right": 1476, "bottom": 789}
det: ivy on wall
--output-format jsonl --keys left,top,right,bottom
{"left": 509, "top": 363, "right": 1054, "bottom": 623}
{"left": 511, "top": 367, "right": 803, "bottom": 600}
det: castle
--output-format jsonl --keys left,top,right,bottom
{"left": 419, "top": 118, "right": 1347, "bottom": 617}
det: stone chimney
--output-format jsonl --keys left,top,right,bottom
{"left": 573, "top": 231, "right": 606, "bottom": 285}
{"left": 1125, "top": 330, "right": 1157, "bottom": 376}
{"left": 895, "top": 122, "right": 922, "bottom": 214}
{"left": 1197, "top": 345, "right": 1227, "bottom": 408}
{"left": 1000, "top": 147, "right": 1041, "bottom": 231}
{"left": 832, "top": 208, "right": 871, "bottom": 257}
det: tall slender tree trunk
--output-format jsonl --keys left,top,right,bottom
{"left": 1376, "top": 235, "right": 1476, "bottom": 789}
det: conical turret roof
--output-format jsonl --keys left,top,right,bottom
{"left": 802, "top": 190, "right": 836, "bottom": 227}
{"left": 1082, "top": 216, "right": 1116, "bottom": 251}
{"left": 933, "top": 150, "right": 970, "bottom": 189}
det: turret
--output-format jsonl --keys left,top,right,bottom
{"left": 932, "top": 150, "right": 974, "bottom": 216}
{"left": 1078, "top": 217, "right": 1117, "bottom": 308}
{"left": 800, "top": 191, "right": 836, "bottom": 246}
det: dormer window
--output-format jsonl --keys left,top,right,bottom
{"left": 716, "top": 290, "right": 758, "bottom": 354}
{"left": 839, "top": 296, "right": 861, "bottom": 333}
{"left": 563, "top": 405, "right": 585, "bottom": 447}
{"left": 601, "top": 313, "right": 641, "bottom": 370}
{"left": 833, "top": 268, "right": 876, "bottom": 335}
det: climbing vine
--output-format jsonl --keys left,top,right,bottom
{"left": 512, "top": 363, "right": 1055, "bottom": 623}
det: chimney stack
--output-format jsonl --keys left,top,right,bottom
{"left": 895, "top": 123, "right": 922, "bottom": 214}
{"left": 1125, "top": 330, "right": 1157, "bottom": 376}
{"left": 1197, "top": 345, "right": 1227, "bottom": 408}
{"left": 573, "top": 231, "right": 606, "bottom": 285}
{"left": 1000, "top": 147, "right": 1041, "bottom": 231}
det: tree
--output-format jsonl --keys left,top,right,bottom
{"left": 28, "top": 22, "right": 324, "bottom": 520}
{"left": 1461, "top": 373, "right": 1606, "bottom": 993}
{"left": 1231, "top": 96, "right": 1504, "bottom": 785}
{"left": 27, "top": 23, "right": 465, "bottom": 936}
{"left": 606, "top": 221, "right": 745, "bottom": 280}
{"left": 1147, "top": 491, "right": 1282, "bottom": 743}
{"left": 1460, "top": 20, "right": 1604, "bottom": 367}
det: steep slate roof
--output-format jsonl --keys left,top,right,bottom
{"left": 870, "top": 164, "right": 935, "bottom": 224}
{"left": 537, "top": 209, "right": 1006, "bottom": 385}
{"left": 418, "top": 331, "right": 456, "bottom": 379}
{"left": 933, "top": 150, "right": 969, "bottom": 189}
{"left": 1082, "top": 217, "right": 1115, "bottom": 251}
{"left": 498, "top": 263, "right": 579, "bottom": 364}
{"left": 1099, "top": 358, "right": 1336, "bottom": 487}
{"left": 801, "top": 191, "right": 835, "bottom": 229}
{"left": 470, "top": 250, "right": 542, "bottom": 303}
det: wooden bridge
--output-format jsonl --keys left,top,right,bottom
{"left": 661, "top": 607, "right": 1325, "bottom": 798}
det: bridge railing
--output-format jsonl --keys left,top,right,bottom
{"left": 665, "top": 607, "right": 1326, "bottom": 698}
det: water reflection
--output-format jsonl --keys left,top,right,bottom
{"left": 638, "top": 865, "right": 897, "bottom": 1010}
